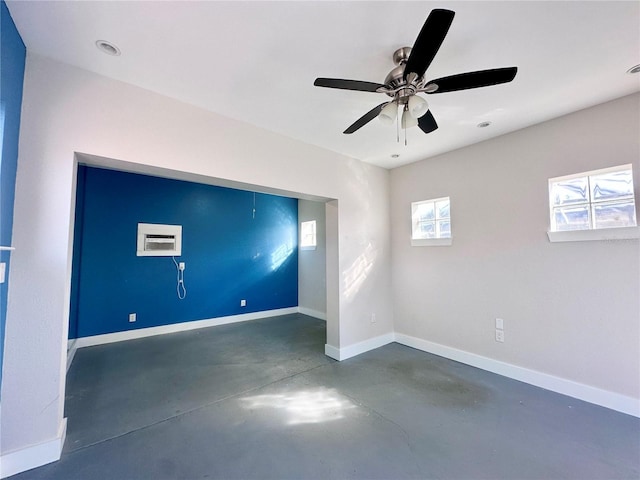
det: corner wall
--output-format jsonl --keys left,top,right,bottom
{"left": 390, "top": 93, "right": 640, "bottom": 410}
{"left": 0, "top": 54, "right": 392, "bottom": 468}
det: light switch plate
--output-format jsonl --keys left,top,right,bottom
{"left": 0, "top": 263, "right": 6, "bottom": 284}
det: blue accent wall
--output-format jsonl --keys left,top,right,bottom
{"left": 0, "top": 1, "right": 26, "bottom": 386}
{"left": 70, "top": 166, "right": 298, "bottom": 338}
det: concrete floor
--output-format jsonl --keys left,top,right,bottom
{"left": 11, "top": 314, "right": 639, "bottom": 479}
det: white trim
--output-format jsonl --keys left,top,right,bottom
{"left": 394, "top": 333, "right": 640, "bottom": 418}
{"left": 73, "top": 307, "right": 298, "bottom": 349}
{"left": 298, "top": 307, "right": 326, "bottom": 321}
{"left": 547, "top": 226, "right": 640, "bottom": 243}
{"left": 324, "top": 344, "right": 341, "bottom": 360}
{"left": 324, "top": 332, "right": 395, "bottom": 361}
{"left": 411, "top": 237, "right": 452, "bottom": 247}
{"left": 0, "top": 418, "right": 67, "bottom": 479}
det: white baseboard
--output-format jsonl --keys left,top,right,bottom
{"left": 298, "top": 306, "right": 326, "bottom": 321}
{"left": 325, "top": 332, "right": 395, "bottom": 361}
{"left": 0, "top": 418, "right": 67, "bottom": 479}
{"left": 67, "top": 310, "right": 638, "bottom": 417}
{"left": 73, "top": 307, "right": 298, "bottom": 350}
{"left": 324, "top": 344, "right": 341, "bottom": 360}
{"left": 394, "top": 333, "right": 640, "bottom": 418}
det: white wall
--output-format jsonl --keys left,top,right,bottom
{"left": 0, "top": 54, "right": 392, "bottom": 460}
{"left": 391, "top": 93, "right": 640, "bottom": 404}
{"left": 298, "top": 200, "right": 327, "bottom": 319}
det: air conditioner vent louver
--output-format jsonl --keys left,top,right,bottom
{"left": 136, "top": 224, "right": 182, "bottom": 257}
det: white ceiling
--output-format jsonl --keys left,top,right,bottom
{"left": 7, "top": 1, "right": 640, "bottom": 169}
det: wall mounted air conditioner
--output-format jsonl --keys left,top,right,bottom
{"left": 136, "top": 223, "right": 182, "bottom": 257}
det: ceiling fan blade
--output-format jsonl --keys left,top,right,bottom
{"left": 403, "top": 9, "right": 455, "bottom": 81}
{"left": 426, "top": 67, "right": 518, "bottom": 93}
{"left": 344, "top": 103, "right": 388, "bottom": 134}
{"left": 418, "top": 110, "right": 438, "bottom": 134}
{"left": 314, "top": 78, "right": 386, "bottom": 93}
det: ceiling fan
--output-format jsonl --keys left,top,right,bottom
{"left": 314, "top": 9, "right": 517, "bottom": 136}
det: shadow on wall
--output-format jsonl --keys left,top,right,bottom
{"left": 343, "top": 242, "right": 377, "bottom": 300}
{"left": 341, "top": 159, "right": 387, "bottom": 305}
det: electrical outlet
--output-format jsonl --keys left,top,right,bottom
{"left": 129, "top": 313, "right": 137, "bottom": 323}
{"left": 179, "top": 262, "right": 185, "bottom": 271}
{"left": 495, "top": 318, "right": 504, "bottom": 330}
{"left": 495, "top": 329, "right": 504, "bottom": 342}
{"left": 240, "top": 299, "right": 246, "bottom": 307}
{"left": 370, "top": 313, "right": 376, "bottom": 324}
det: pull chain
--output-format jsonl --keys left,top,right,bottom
{"left": 404, "top": 104, "right": 408, "bottom": 146}
{"left": 396, "top": 103, "right": 400, "bottom": 143}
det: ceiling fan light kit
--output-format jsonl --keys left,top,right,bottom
{"left": 401, "top": 109, "right": 419, "bottom": 129}
{"left": 408, "top": 95, "right": 429, "bottom": 119}
{"left": 314, "top": 8, "right": 518, "bottom": 142}
{"left": 378, "top": 102, "right": 398, "bottom": 125}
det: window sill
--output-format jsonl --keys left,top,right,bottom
{"left": 411, "top": 237, "right": 452, "bottom": 247}
{"left": 547, "top": 226, "right": 640, "bottom": 243}
{"left": 300, "top": 245, "right": 316, "bottom": 251}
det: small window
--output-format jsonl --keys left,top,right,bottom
{"left": 300, "top": 220, "right": 316, "bottom": 250}
{"left": 549, "top": 165, "right": 637, "bottom": 233}
{"left": 411, "top": 197, "right": 452, "bottom": 246}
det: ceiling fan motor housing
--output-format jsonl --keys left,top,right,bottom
{"left": 385, "top": 48, "right": 423, "bottom": 104}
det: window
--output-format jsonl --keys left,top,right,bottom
{"left": 411, "top": 197, "right": 452, "bottom": 246}
{"left": 548, "top": 164, "right": 638, "bottom": 242}
{"left": 300, "top": 220, "right": 316, "bottom": 250}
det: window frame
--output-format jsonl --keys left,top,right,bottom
{"left": 547, "top": 164, "right": 639, "bottom": 243}
{"left": 411, "top": 196, "right": 452, "bottom": 247}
